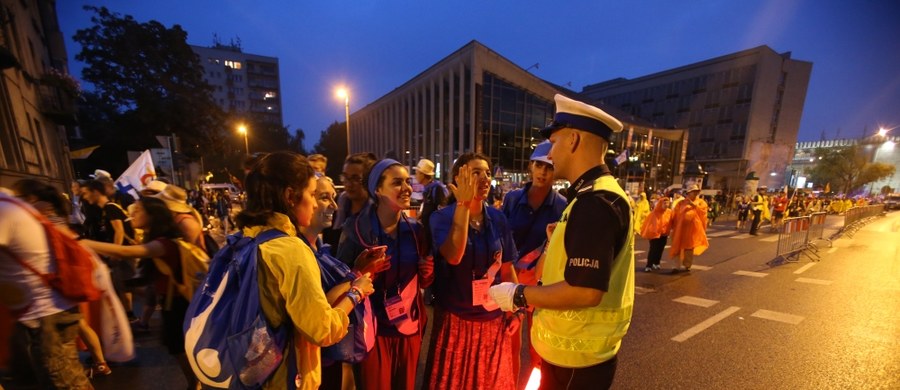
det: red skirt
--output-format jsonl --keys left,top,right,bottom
{"left": 425, "top": 308, "right": 515, "bottom": 390}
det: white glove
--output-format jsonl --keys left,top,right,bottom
{"left": 488, "top": 282, "right": 519, "bottom": 312}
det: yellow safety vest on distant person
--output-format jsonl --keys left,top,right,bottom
{"left": 532, "top": 175, "right": 635, "bottom": 368}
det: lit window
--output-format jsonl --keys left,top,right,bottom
{"left": 264, "top": 91, "right": 277, "bottom": 99}
{"left": 266, "top": 106, "right": 273, "bottom": 110}
{"left": 224, "top": 60, "right": 242, "bottom": 70}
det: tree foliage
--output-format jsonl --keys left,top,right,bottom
{"left": 806, "top": 145, "right": 896, "bottom": 194}
{"left": 73, "top": 6, "right": 224, "bottom": 158}
{"left": 313, "top": 121, "right": 349, "bottom": 179}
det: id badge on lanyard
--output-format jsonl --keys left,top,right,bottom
{"left": 471, "top": 249, "right": 503, "bottom": 310}
{"left": 384, "top": 294, "right": 408, "bottom": 324}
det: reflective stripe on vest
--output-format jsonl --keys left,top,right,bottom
{"left": 532, "top": 174, "right": 635, "bottom": 368}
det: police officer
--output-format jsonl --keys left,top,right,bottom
{"left": 490, "top": 94, "right": 634, "bottom": 389}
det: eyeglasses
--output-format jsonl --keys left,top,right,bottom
{"left": 340, "top": 174, "right": 363, "bottom": 184}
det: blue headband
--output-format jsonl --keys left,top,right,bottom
{"left": 368, "top": 158, "right": 402, "bottom": 199}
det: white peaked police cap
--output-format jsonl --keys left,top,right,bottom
{"left": 541, "top": 94, "right": 624, "bottom": 141}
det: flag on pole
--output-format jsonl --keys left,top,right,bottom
{"left": 70, "top": 145, "right": 101, "bottom": 160}
{"left": 115, "top": 150, "right": 156, "bottom": 201}
{"left": 614, "top": 149, "right": 628, "bottom": 166}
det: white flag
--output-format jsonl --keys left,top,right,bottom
{"left": 115, "top": 150, "right": 156, "bottom": 201}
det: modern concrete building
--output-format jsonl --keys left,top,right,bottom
{"left": 583, "top": 45, "right": 812, "bottom": 192}
{"left": 0, "top": 0, "right": 76, "bottom": 189}
{"left": 350, "top": 40, "right": 686, "bottom": 191}
{"left": 191, "top": 42, "right": 283, "bottom": 126}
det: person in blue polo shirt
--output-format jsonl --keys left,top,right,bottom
{"left": 424, "top": 152, "right": 519, "bottom": 390}
{"left": 337, "top": 159, "right": 431, "bottom": 390}
{"left": 501, "top": 140, "right": 567, "bottom": 383}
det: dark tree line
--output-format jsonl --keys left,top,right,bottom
{"left": 72, "top": 6, "right": 305, "bottom": 180}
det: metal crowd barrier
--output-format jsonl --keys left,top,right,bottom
{"left": 773, "top": 216, "right": 818, "bottom": 263}
{"left": 773, "top": 205, "right": 884, "bottom": 264}
{"left": 807, "top": 212, "right": 831, "bottom": 248}
{"left": 841, "top": 205, "right": 885, "bottom": 237}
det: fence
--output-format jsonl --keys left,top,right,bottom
{"left": 841, "top": 205, "right": 885, "bottom": 237}
{"left": 774, "top": 206, "right": 885, "bottom": 264}
{"left": 774, "top": 216, "right": 818, "bottom": 263}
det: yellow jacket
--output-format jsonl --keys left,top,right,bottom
{"left": 250, "top": 213, "right": 350, "bottom": 390}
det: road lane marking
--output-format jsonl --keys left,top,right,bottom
{"left": 730, "top": 234, "right": 751, "bottom": 239}
{"left": 635, "top": 286, "right": 653, "bottom": 295}
{"left": 733, "top": 270, "right": 768, "bottom": 278}
{"left": 827, "top": 247, "right": 838, "bottom": 254}
{"left": 795, "top": 277, "right": 833, "bottom": 285}
{"left": 634, "top": 250, "right": 646, "bottom": 255}
{"left": 689, "top": 265, "right": 712, "bottom": 271}
{"left": 751, "top": 309, "right": 804, "bottom": 325}
{"left": 759, "top": 236, "right": 779, "bottom": 242}
{"left": 665, "top": 245, "right": 671, "bottom": 249}
{"left": 671, "top": 306, "right": 741, "bottom": 342}
{"left": 793, "top": 263, "right": 816, "bottom": 274}
{"left": 673, "top": 296, "right": 719, "bottom": 307}
{"left": 707, "top": 230, "right": 735, "bottom": 237}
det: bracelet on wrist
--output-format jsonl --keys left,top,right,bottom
{"left": 346, "top": 288, "right": 361, "bottom": 305}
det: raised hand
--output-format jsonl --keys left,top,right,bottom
{"left": 447, "top": 164, "right": 476, "bottom": 204}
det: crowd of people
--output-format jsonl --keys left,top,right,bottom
{"left": 4, "top": 92, "right": 885, "bottom": 390}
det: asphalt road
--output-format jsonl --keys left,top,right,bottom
{"left": 614, "top": 211, "right": 900, "bottom": 390}
{"left": 87, "top": 211, "right": 899, "bottom": 390}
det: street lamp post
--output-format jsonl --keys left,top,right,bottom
{"left": 237, "top": 124, "right": 249, "bottom": 155}
{"left": 336, "top": 88, "right": 350, "bottom": 155}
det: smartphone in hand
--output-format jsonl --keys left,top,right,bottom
{"left": 367, "top": 245, "right": 388, "bottom": 257}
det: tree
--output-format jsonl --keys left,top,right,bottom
{"left": 73, "top": 6, "right": 224, "bottom": 160}
{"left": 806, "top": 145, "right": 896, "bottom": 194}
{"left": 313, "top": 121, "right": 349, "bottom": 179}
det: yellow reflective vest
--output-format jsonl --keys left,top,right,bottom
{"left": 532, "top": 175, "right": 635, "bottom": 368}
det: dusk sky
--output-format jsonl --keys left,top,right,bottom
{"left": 57, "top": 1, "right": 900, "bottom": 148}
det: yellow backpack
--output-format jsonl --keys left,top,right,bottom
{"left": 154, "top": 238, "right": 210, "bottom": 309}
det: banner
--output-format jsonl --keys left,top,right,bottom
{"left": 614, "top": 149, "right": 628, "bottom": 166}
{"left": 115, "top": 150, "right": 156, "bottom": 201}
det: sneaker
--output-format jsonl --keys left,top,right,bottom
{"left": 652, "top": 264, "right": 661, "bottom": 270}
{"left": 644, "top": 267, "right": 652, "bottom": 272}
{"left": 86, "top": 362, "right": 112, "bottom": 379}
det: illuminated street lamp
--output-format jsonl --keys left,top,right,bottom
{"left": 336, "top": 87, "right": 351, "bottom": 155}
{"left": 237, "top": 124, "right": 249, "bottom": 155}
{"left": 878, "top": 127, "right": 888, "bottom": 137}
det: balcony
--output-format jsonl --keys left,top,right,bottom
{"left": 37, "top": 84, "right": 77, "bottom": 125}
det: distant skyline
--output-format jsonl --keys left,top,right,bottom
{"left": 57, "top": 1, "right": 900, "bottom": 148}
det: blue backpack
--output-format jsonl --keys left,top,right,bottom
{"left": 183, "top": 229, "right": 296, "bottom": 390}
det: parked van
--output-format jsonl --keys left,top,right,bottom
{"left": 201, "top": 183, "right": 241, "bottom": 201}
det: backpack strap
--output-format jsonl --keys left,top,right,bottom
{"left": 175, "top": 213, "right": 207, "bottom": 252}
{"left": 254, "top": 228, "right": 288, "bottom": 245}
{"left": 0, "top": 198, "right": 58, "bottom": 287}
{"left": 103, "top": 201, "right": 136, "bottom": 243}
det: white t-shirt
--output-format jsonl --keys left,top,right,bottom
{"left": 0, "top": 195, "right": 76, "bottom": 321}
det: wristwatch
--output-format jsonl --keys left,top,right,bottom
{"left": 513, "top": 284, "right": 527, "bottom": 309}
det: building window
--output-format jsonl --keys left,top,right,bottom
{"left": 224, "top": 60, "right": 242, "bottom": 70}
{"left": 264, "top": 91, "right": 277, "bottom": 99}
